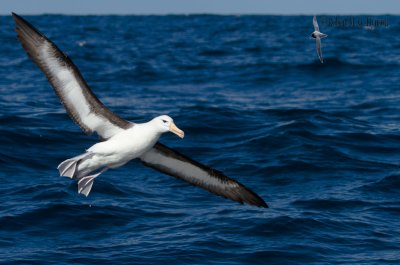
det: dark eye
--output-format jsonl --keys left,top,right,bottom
{"left": 162, "top": 120, "right": 167, "bottom": 123}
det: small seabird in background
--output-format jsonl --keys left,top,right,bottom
{"left": 311, "top": 15, "right": 328, "bottom": 63}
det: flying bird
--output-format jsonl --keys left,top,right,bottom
{"left": 12, "top": 13, "right": 267, "bottom": 208}
{"left": 311, "top": 16, "right": 328, "bottom": 63}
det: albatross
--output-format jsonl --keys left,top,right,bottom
{"left": 12, "top": 13, "right": 268, "bottom": 208}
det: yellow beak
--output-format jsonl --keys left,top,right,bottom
{"left": 169, "top": 122, "right": 185, "bottom": 138}
{"left": 169, "top": 122, "right": 184, "bottom": 138}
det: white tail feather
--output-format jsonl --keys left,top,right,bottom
{"left": 57, "top": 152, "right": 93, "bottom": 178}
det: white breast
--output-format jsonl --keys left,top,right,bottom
{"left": 88, "top": 124, "right": 161, "bottom": 160}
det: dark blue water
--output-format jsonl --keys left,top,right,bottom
{"left": 0, "top": 15, "right": 400, "bottom": 264}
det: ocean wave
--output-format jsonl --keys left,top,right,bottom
{"left": 359, "top": 174, "right": 400, "bottom": 194}
{"left": 292, "top": 198, "right": 374, "bottom": 210}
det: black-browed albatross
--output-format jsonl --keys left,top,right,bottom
{"left": 12, "top": 13, "right": 268, "bottom": 208}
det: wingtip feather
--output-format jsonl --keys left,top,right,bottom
{"left": 239, "top": 186, "right": 269, "bottom": 208}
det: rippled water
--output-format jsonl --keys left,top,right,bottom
{"left": 0, "top": 15, "right": 400, "bottom": 264}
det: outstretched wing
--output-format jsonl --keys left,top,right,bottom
{"left": 313, "top": 15, "right": 319, "bottom": 31}
{"left": 316, "top": 37, "right": 323, "bottom": 63}
{"left": 140, "top": 143, "right": 268, "bottom": 208}
{"left": 13, "top": 13, "right": 132, "bottom": 140}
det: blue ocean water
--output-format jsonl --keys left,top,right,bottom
{"left": 0, "top": 14, "right": 400, "bottom": 264}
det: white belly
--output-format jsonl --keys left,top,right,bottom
{"left": 79, "top": 125, "right": 160, "bottom": 171}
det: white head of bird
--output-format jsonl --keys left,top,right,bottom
{"left": 152, "top": 115, "right": 185, "bottom": 138}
